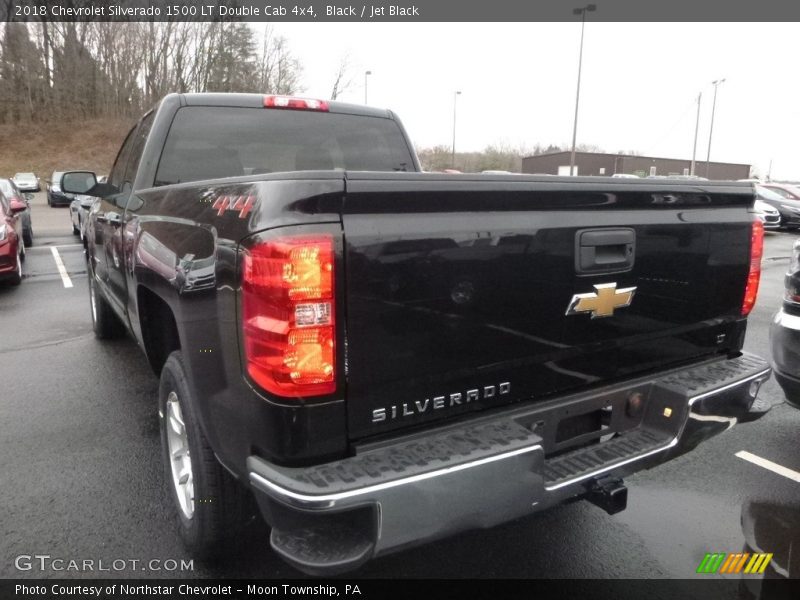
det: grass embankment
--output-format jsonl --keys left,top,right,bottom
{"left": 0, "top": 118, "right": 134, "bottom": 181}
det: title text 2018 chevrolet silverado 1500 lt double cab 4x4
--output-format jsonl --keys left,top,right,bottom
{"left": 61, "top": 93, "right": 771, "bottom": 575}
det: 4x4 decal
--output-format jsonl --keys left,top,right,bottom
{"left": 212, "top": 194, "right": 256, "bottom": 218}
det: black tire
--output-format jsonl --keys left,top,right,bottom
{"left": 23, "top": 228, "right": 33, "bottom": 247}
{"left": 774, "top": 372, "right": 800, "bottom": 409}
{"left": 72, "top": 221, "right": 80, "bottom": 235}
{"left": 88, "top": 271, "right": 126, "bottom": 339}
{"left": 47, "top": 194, "right": 52, "bottom": 207}
{"left": 159, "top": 351, "right": 251, "bottom": 558}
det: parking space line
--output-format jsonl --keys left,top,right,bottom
{"left": 736, "top": 451, "right": 800, "bottom": 483}
{"left": 27, "top": 244, "right": 83, "bottom": 251}
{"left": 50, "top": 247, "right": 74, "bottom": 288}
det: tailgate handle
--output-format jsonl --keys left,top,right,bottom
{"left": 575, "top": 228, "right": 635, "bottom": 274}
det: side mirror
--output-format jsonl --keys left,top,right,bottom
{"left": 61, "top": 171, "right": 98, "bottom": 195}
{"left": 9, "top": 199, "right": 27, "bottom": 214}
{"left": 24, "top": 193, "right": 34, "bottom": 202}
{"left": 85, "top": 181, "right": 121, "bottom": 199}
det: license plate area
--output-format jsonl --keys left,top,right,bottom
{"left": 555, "top": 407, "right": 609, "bottom": 444}
{"left": 517, "top": 384, "right": 652, "bottom": 456}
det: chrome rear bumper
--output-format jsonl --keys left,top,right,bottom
{"left": 248, "top": 352, "right": 771, "bottom": 575}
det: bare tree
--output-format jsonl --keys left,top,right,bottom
{"left": 257, "top": 25, "right": 301, "bottom": 95}
{"left": 0, "top": 22, "right": 305, "bottom": 124}
{"left": 0, "top": 23, "right": 45, "bottom": 121}
{"left": 329, "top": 54, "right": 354, "bottom": 100}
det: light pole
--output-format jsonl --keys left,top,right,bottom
{"left": 690, "top": 91, "right": 702, "bottom": 176}
{"left": 569, "top": 3, "right": 596, "bottom": 176}
{"left": 364, "top": 70, "right": 372, "bottom": 104}
{"left": 452, "top": 90, "right": 461, "bottom": 169}
{"left": 705, "top": 78, "right": 725, "bottom": 178}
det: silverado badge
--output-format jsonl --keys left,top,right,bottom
{"left": 566, "top": 283, "right": 636, "bottom": 319}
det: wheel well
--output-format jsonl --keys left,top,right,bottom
{"left": 137, "top": 286, "right": 180, "bottom": 376}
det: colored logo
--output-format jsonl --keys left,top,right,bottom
{"left": 696, "top": 552, "right": 773, "bottom": 574}
{"left": 566, "top": 282, "right": 636, "bottom": 319}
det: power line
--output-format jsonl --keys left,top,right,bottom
{"left": 641, "top": 96, "right": 697, "bottom": 156}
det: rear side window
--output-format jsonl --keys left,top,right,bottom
{"left": 124, "top": 111, "right": 155, "bottom": 188}
{"left": 154, "top": 106, "right": 415, "bottom": 186}
{"left": 109, "top": 126, "right": 137, "bottom": 191}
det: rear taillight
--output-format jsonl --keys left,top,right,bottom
{"left": 263, "top": 95, "right": 329, "bottom": 112}
{"left": 242, "top": 234, "right": 336, "bottom": 397}
{"left": 741, "top": 220, "right": 764, "bottom": 316}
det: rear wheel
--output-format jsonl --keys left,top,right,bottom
{"left": 88, "top": 270, "right": 125, "bottom": 339}
{"left": 23, "top": 227, "right": 33, "bottom": 247}
{"left": 159, "top": 351, "right": 251, "bottom": 557}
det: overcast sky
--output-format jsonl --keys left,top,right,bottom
{"left": 270, "top": 22, "right": 800, "bottom": 179}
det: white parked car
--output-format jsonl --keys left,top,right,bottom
{"left": 12, "top": 172, "right": 40, "bottom": 192}
{"left": 753, "top": 199, "right": 781, "bottom": 230}
{"left": 69, "top": 194, "right": 95, "bottom": 239}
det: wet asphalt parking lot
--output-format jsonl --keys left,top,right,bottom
{"left": 1, "top": 192, "right": 799, "bottom": 585}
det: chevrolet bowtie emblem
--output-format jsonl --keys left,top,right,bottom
{"left": 566, "top": 283, "right": 636, "bottom": 319}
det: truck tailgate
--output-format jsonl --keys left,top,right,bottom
{"left": 342, "top": 174, "right": 756, "bottom": 440}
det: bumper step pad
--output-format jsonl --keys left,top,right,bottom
{"left": 655, "top": 353, "right": 769, "bottom": 398}
{"left": 543, "top": 429, "right": 670, "bottom": 488}
{"left": 270, "top": 523, "right": 374, "bottom": 576}
{"left": 256, "top": 419, "right": 540, "bottom": 498}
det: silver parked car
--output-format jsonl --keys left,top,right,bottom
{"left": 770, "top": 240, "right": 800, "bottom": 408}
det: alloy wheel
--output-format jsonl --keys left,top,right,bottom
{"left": 165, "top": 391, "right": 195, "bottom": 519}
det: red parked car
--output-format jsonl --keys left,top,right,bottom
{"left": 0, "top": 188, "right": 26, "bottom": 285}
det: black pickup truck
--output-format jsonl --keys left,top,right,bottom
{"left": 62, "top": 93, "right": 771, "bottom": 575}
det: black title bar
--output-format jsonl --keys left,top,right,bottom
{"left": 6, "top": 578, "right": 800, "bottom": 600}
{"left": 4, "top": 0, "right": 800, "bottom": 22}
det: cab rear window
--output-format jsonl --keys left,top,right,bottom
{"left": 154, "top": 106, "right": 415, "bottom": 186}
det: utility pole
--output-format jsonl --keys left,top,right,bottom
{"left": 364, "top": 70, "right": 372, "bottom": 104}
{"left": 569, "top": 4, "right": 596, "bottom": 176}
{"left": 452, "top": 90, "right": 461, "bottom": 169}
{"left": 690, "top": 92, "right": 702, "bottom": 176}
{"left": 705, "top": 78, "right": 725, "bottom": 178}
